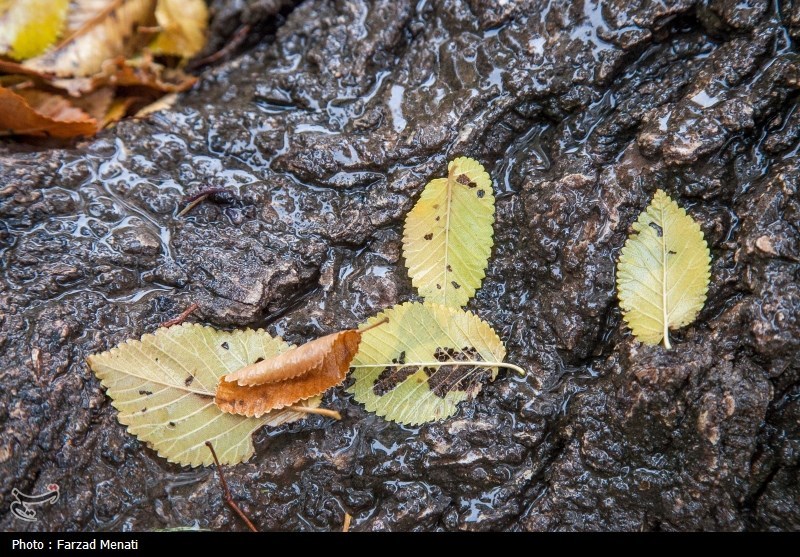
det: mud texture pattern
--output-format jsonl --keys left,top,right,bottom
{"left": 1, "top": 0, "right": 798, "bottom": 531}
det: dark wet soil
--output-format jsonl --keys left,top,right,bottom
{"left": 1, "top": 0, "right": 798, "bottom": 531}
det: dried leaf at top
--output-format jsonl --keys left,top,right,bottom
{"left": 215, "top": 329, "right": 361, "bottom": 417}
{"left": 149, "top": 0, "right": 208, "bottom": 58}
{"left": 403, "top": 156, "right": 495, "bottom": 308}
{"left": 0, "top": 86, "right": 97, "bottom": 137}
{"left": 0, "top": 0, "right": 70, "bottom": 60}
{"left": 348, "top": 301, "right": 520, "bottom": 426}
{"left": 88, "top": 323, "right": 321, "bottom": 467}
{"left": 49, "top": 56, "right": 197, "bottom": 97}
{"left": 616, "top": 189, "right": 711, "bottom": 348}
{"left": 23, "top": 0, "right": 157, "bottom": 77}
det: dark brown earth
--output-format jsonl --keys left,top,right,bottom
{"left": 1, "top": 0, "right": 798, "bottom": 531}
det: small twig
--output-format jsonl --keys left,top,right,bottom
{"left": 177, "top": 188, "right": 231, "bottom": 217}
{"left": 160, "top": 303, "right": 200, "bottom": 328}
{"left": 359, "top": 317, "right": 389, "bottom": 333}
{"left": 205, "top": 441, "right": 258, "bottom": 533}
{"left": 342, "top": 513, "right": 352, "bottom": 532}
{"left": 55, "top": 0, "right": 124, "bottom": 50}
{"left": 189, "top": 24, "right": 252, "bottom": 69}
{"left": 288, "top": 406, "right": 342, "bottom": 420}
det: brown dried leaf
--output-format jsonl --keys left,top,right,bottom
{"left": 23, "top": 0, "right": 157, "bottom": 77}
{"left": 100, "top": 56, "right": 197, "bottom": 90}
{"left": 49, "top": 56, "right": 196, "bottom": 96}
{"left": 0, "top": 86, "right": 97, "bottom": 137}
{"left": 215, "top": 330, "right": 362, "bottom": 417}
{"left": 68, "top": 86, "right": 114, "bottom": 122}
{"left": 228, "top": 330, "right": 361, "bottom": 387}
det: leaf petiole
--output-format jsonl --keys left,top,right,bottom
{"left": 288, "top": 406, "right": 342, "bottom": 420}
{"left": 358, "top": 317, "right": 389, "bottom": 333}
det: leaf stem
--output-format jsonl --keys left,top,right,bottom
{"left": 659, "top": 202, "right": 671, "bottom": 350}
{"left": 205, "top": 441, "right": 258, "bottom": 532}
{"left": 160, "top": 302, "right": 200, "bottom": 328}
{"left": 178, "top": 188, "right": 231, "bottom": 217}
{"left": 358, "top": 317, "right": 389, "bottom": 333}
{"left": 352, "top": 361, "right": 526, "bottom": 376}
{"left": 288, "top": 406, "right": 342, "bottom": 420}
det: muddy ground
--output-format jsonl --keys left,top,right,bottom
{"left": 1, "top": 0, "right": 798, "bottom": 531}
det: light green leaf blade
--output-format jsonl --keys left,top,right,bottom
{"left": 88, "top": 323, "right": 320, "bottom": 467}
{"left": 403, "top": 157, "right": 495, "bottom": 308}
{"left": 348, "top": 301, "right": 510, "bottom": 425}
{"left": 616, "top": 189, "right": 711, "bottom": 348}
{"left": 0, "top": 0, "right": 70, "bottom": 60}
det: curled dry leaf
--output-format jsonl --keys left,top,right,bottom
{"left": 0, "top": 1, "right": 205, "bottom": 138}
{"left": 0, "top": 86, "right": 97, "bottom": 137}
{"left": 87, "top": 323, "right": 322, "bottom": 467}
{"left": 49, "top": 56, "right": 197, "bottom": 97}
{"left": 67, "top": 86, "right": 114, "bottom": 122}
{"left": 0, "top": 0, "right": 70, "bottom": 60}
{"left": 24, "top": 0, "right": 157, "bottom": 77}
{"left": 215, "top": 329, "right": 363, "bottom": 417}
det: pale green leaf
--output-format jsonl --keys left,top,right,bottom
{"left": 616, "top": 189, "right": 711, "bottom": 348}
{"left": 348, "top": 301, "right": 522, "bottom": 426}
{"left": 0, "top": 0, "right": 70, "bottom": 60}
{"left": 403, "top": 157, "right": 495, "bottom": 308}
{"left": 87, "top": 323, "right": 321, "bottom": 467}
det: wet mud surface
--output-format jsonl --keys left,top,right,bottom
{"left": 1, "top": 0, "right": 798, "bottom": 531}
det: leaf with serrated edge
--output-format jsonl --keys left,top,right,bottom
{"left": 403, "top": 157, "right": 495, "bottom": 308}
{"left": 616, "top": 189, "right": 711, "bottom": 348}
{"left": 88, "top": 323, "right": 321, "bottom": 467}
{"left": 0, "top": 0, "right": 70, "bottom": 60}
{"left": 348, "top": 301, "right": 522, "bottom": 426}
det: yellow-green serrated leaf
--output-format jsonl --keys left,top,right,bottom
{"left": 616, "top": 189, "right": 711, "bottom": 349}
{"left": 0, "top": 0, "right": 70, "bottom": 60}
{"left": 149, "top": 0, "right": 208, "bottom": 58}
{"left": 403, "top": 157, "right": 495, "bottom": 308}
{"left": 87, "top": 323, "right": 321, "bottom": 467}
{"left": 348, "top": 301, "right": 520, "bottom": 426}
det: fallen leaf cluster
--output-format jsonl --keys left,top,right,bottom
{"left": 87, "top": 160, "right": 712, "bottom": 468}
{"left": 0, "top": 0, "right": 207, "bottom": 139}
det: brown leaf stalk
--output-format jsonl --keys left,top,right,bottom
{"left": 205, "top": 441, "right": 258, "bottom": 532}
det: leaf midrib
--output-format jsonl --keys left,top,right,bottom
{"left": 442, "top": 172, "right": 454, "bottom": 304}
{"left": 658, "top": 200, "right": 669, "bottom": 347}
